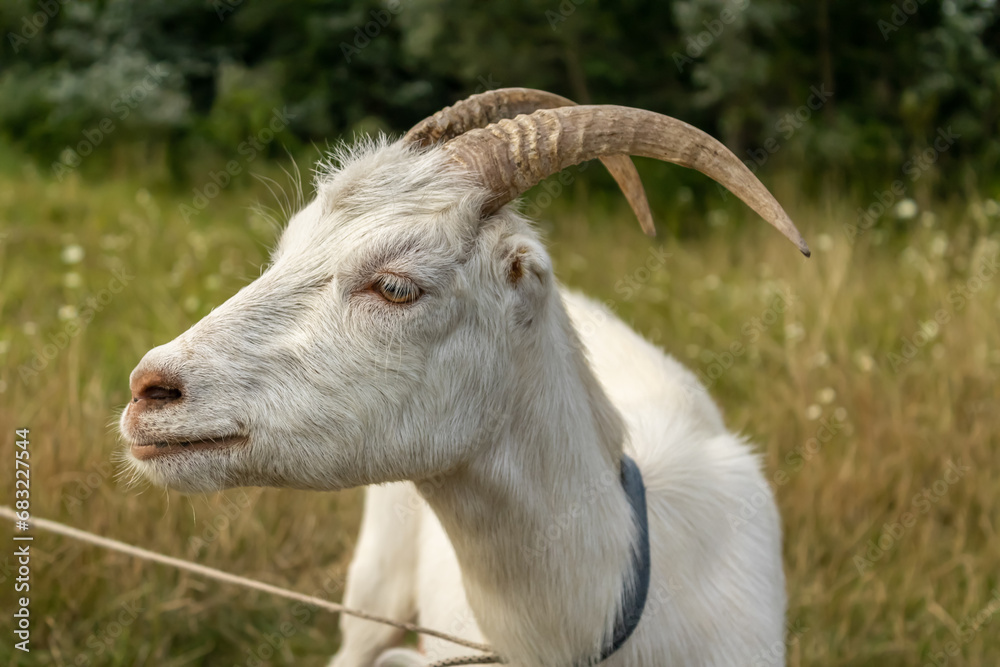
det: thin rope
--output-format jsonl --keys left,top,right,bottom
{"left": 0, "top": 506, "right": 495, "bottom": 655}
{"left": 428, "top": 655, "right": 505, "bottom": 666}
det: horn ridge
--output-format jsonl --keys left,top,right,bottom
{"left": 404, "top": 88, "right": 577, "bottom": 147}
{"left": 443, "top": 105, "right": 810, "bottom": 256}
{"left": 404, "top": 88, "right": 656, "bottom": 235}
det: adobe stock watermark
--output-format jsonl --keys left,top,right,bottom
{"left": 885, "top": 253, "right": 998, "bottom": 372}
{"left": 212, "top": 0, "right": 244, "bottom": 21}
{"left": 18, "top": 266, "right": 134, "bottom": 385}
{"left": 965, "top": 398, "right": 996, "bottom": 418}
{"left": 340, "top": 0, "right": 411, "bottom": 63}
{"left": 6, "top": 0, "right": 71, "bottom": 54}
{"left": 471, "top": 74, "right": 502, "bottom": 95}
{"left": 238, "top": 604, "right": 312, "bottom": 667}
{"left": 637, "top": 577, "right": 685, "bottom": 623}
{"left": 0, "top": 555, "right": 14, "bottom": 587}
{"left": 716, "top": 83, "right": 833, "bottom": 202}
{"left": 61, "top": 461, "right": 114, "bottom": 512}
{"left": 672, "top": 0, "right": 749, "bottom": 72}
{"left": 728, "top": 407, "right": 849, "bottom": 532}
{"left": 519, "top": 160, "right": 593, "bottom": 220}
{"left": 395, "top": 409, "right": 510, "bottom": 522}
{"left": 236, "top": 573, "right": 344, "bottom": 667}
{"left": 879, "top": 0, "right": 931, "bottom": 40}
{"left": 740, "top": 85, "right": 833, "bottom": 177}
{"left": 566, "top": 246, "right": 674, "bottom": 358}
{"left": 845, "top": 126, "right": 959, "bottom": 244}
{"left": 521, "top": 470, "right": 619, "bottom": 561}
{"left": 922, "top": 588, "right": 1000, "bottom": 667}
{"left": 546, "top": 0, "right": 587, "bottom": 31}
{"left": 50, "top": 65, "right": 170, "bottom": 181}
{"left": 421, "top": 605, "right": 480, "bottom": 664}
{"left": 179, "top": 107, "right": 293, "bottom": 222}
{"left": 187, "top": 491, "right": 253, "bottom": 552}
{"left": 612, "top": 246, "right": 673, "bottom": 300}
{"left": 853, "top": 459, "right": 970, "bottom": 574}
{"left": 395, "top": 403, "right": 509, "bottom": 522}
{"left": 695, "top": 289, "right": 796, "bottom": 391}
{"left": 749, "top": 617, "right": 808, "bottom": 667}
{"left": 71, "top": 597, "right": 144, "bottom": 666}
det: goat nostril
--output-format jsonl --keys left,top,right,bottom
{"left": 138, "top": 385, "right": 182, "bottom": 402}
{"left": 129, "top": 369, "right": 184, "bottom": 407}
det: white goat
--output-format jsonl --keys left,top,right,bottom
{"left": 120, "top": 89, "right": 809, "bottom": 667}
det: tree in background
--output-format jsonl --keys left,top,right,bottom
{"left": 0, "top": 0, "right": 997, "bottom": 187}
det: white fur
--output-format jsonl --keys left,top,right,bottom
{"left": 121, "top": 138, "right": 786, "bottom": 666}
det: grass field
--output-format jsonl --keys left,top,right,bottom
{"left": 1, "top": 153, "right": 998, "bottom": 667}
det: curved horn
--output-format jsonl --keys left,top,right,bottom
{"left": 405, "top": 88, "right": 576, "bottom": 146}
{"left": 443, "top": 105, "right": 810, "bottom": 256}
{"left": 405, "top": 88, "right": 655, "bottom": 236}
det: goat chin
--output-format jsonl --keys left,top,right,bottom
{"left": 373, "top": 648, "right": 427, "bottom": 667}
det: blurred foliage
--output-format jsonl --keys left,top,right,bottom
{"left": 0, "top": 0, "right": 998, "bottom": 188}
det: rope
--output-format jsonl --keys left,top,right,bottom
{"left": 0, "top": 506, "right": 495, "bottom": 655}
{"left": 427, "top": 655, "right": 505, "bottom": 666}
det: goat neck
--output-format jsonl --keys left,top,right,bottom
{"left": 418, "top": 291, "right": 638, "bottom": 667}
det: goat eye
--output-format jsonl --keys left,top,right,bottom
{"left": 373, "top": 275, "right": 421, "bottom": 304}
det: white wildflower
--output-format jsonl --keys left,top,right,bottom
{"left": 61, "top": 244, "right": 85, "bottom": 264}
{"left": 894, "top": 198, "right": 918, "bottom": 220}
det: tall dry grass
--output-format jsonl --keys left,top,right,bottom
{"left": 0, "top": 161, "right": 998, "bottom": 666}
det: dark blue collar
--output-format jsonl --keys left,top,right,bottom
{"left": 583, "top": 454, "right": 651, "bottom": 665}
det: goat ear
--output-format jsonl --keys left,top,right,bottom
{"left": 502, "top": 236, "right": 550, "bottom": 288}
{"left": 500, "top": 235, "right": 550, "bottom": 324}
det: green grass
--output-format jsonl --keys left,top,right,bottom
{"left": 0, "top": 154, "right": 998, "bottom": 666}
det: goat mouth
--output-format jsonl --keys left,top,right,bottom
{"left": 129, "top": 434, "right": 248, "bottom": 461}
